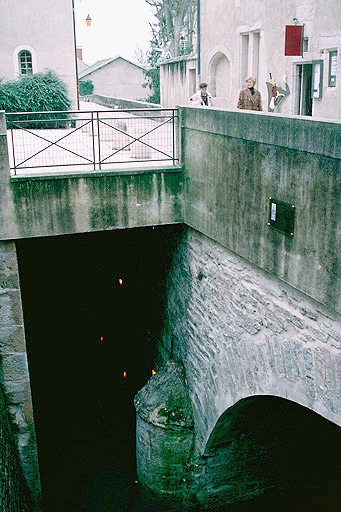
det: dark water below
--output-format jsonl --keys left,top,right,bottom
{"left": 38, "top": 377, "right": 339, "bottom": 512}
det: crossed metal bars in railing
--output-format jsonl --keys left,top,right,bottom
{"left": 5, "top": 109, "right": 179, "bottom": 174}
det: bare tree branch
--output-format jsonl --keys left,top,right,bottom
{"left": 145, "top": 0, "right": 196, "bottom": 58}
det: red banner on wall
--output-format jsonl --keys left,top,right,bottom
{"left": 285, "top": 25, "right": 304, "bottom": 56}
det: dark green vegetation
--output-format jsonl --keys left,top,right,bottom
{"left": 0, "top": 70, "right": 71, "bottom": 113}
{"left": 142, "top": 67, "right": 160, "bottom": 103}
{"left": 79, "top": 79, "right": 94, "bottom": 96}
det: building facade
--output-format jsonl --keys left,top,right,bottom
{"left": 161, "top": 0, "right": 340, "bottom": 119}
{"left": 78, "top": 57, "right": 151, "bottom": 101}
{"left": 0, "top": 0, "right": 78, "bottom": 108}
{"left": 160, "top": 55, "right": 198, "bottom": 108}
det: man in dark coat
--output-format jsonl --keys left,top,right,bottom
{"left": 237, "top": 76, "right": 262, "bottom": 111}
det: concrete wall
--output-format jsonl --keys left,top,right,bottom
{"left": 80, "top": 58, "right": 150, "bottom": 100}
{"left": 0, "top": 114, "right": 183, "bottom": 242}
{"left": 2, "top": 169, "right": 183, "bottom": 241}
{"left": 160, "top": 56, "right": 197, "bottom": 108}
{"left": 0, "top": 0, "right": 78, "bottom": 108}
{"left": 87, "top": 94, "right": 161, "bottom": 110}
{"left": 181, "top": 106, "right": 341, "bottom": 314}
{"left": 198, "top": 0, "right": 341, "bottom": 118}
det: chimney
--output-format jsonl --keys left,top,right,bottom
{"left": 76, "top": 47, "right": 83, "bottom": 60}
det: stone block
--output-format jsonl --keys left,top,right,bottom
{"left": 0, "top": 242, "right": 18, "bottom": 270}
{"left": 4, "top": 381, "right": 30, "bottom": 405}
{"left": 1, "top": 353, "right": 29, "bottom": 382}
{"left": 7, "top": 290, "right": 24, "bottom": 324}
{"left": 0, "top": 325, "right": 26, "bottom": 353}
{"left": 0, "top": 271, "right": 19, "bottom": 291}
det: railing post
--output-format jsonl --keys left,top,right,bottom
{"left": 172, "top": 109, "right": 176, "bottom": 165}
{"left": 91, "top": 111, "right": 96, "bottom": 171}
{"left": 0, "top": 111, "right": 12, "bottom": 178}
{"left": 0, "top": 111, "right": 12, "bottom": 173}
{"left": 97, "top": 111, "right": 102, "bottom": 170}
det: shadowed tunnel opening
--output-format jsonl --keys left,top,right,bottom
{"left": 202, "top": 395, "right": 341, "bottom": 511}
{"left": 16, "top": 225, "right": 181, "bottom": 512}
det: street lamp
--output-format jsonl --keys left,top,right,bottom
{"left": 86, "top": 14, "right": 92, "bottom": 26}
{"left": 71, "top": 0, "right": 80, "bottom": 109}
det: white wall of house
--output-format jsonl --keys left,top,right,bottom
{"left": 160, "top": 56, "right": 197, "bottom": 107}
{"left": 159, "top": 0, "right": 340, "bottom": 119}
{"left": 77, "top": 57, "right": 88, "bottom": 73}
{"left": 0, "top": 0, "right": 78, "bottom": 108}
{"left": 80, "top": 58, "right": 150, "bottom": 100}
{"left": 199, "top": 0, "right": 340, "bottom": 118}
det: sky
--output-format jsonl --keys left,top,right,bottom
{"left": 74, "top": 0, "right": 157, "bottom": 65}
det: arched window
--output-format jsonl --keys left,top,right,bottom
{"left": 19, "top": 50, "right": 33, "bottom": 75}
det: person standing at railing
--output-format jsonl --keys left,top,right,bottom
{"left": 189, "top": 82, "right": 214, "bottom": 107}
{"left": 237, "top": 77, "right": 262, "bottom": 111}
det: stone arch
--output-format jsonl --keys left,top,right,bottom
{"left": 190, "top": 395, "right": 341, "bottom": 510}
{"left": 207, "top": 47, "right": 231, "bottom": 102}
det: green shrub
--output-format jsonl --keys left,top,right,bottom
{"left": 142, "top": 67, "right": 160, "bottom": 104}
{"left": 0, "top": 70, "right": 71, "bottom": 113}
{"left": 79, "top": 80, "right": 94, "bottom": 96}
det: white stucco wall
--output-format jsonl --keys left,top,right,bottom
{"left": 0, "top": 0, "right": 78, "bottom": 108}
{"left": 160, "top": 57, "right": 197, "bottom": 107}
{"left": 159, "top": 0, "right": 340, "bottom": 119}
{"left": 80, "top": 58, "right": 150, "bottom": 100}
{"left": 77, "top": 57, "right": 89, "bottom": 73}
{"left": 199, "top": 0, "right": 341, "bottom": 118}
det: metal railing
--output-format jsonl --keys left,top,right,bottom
{"left": 5, "top": 109, "right": 179, "bottom": 175}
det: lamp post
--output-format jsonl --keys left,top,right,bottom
{"left": 71, "top": 0, "right": 80, "bottom": 109}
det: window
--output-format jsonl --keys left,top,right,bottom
{"left": 240, "top": 30, "right": 260, "bottom": 86}
{"left": 251, "top": 32, "right": 260, "bottom": 84}
{"left": 241, "top": 34, "right": 249, "bottom": 85}
{"left": 329, "top": 50, "right": 337, "bottom": 87}
{"left": 303, "top": 38, "right": 309, "bottom": 53}
{"left": 19, "top": 50, "right": 33, "bottom": 75}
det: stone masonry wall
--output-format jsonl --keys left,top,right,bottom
{"left": 0, "top": 382, "right": 33, "bottom": 511}
{"left": 160, "top": 227, "right": 341, "bottom": 455}
{"left": 0, "top": 241, "right": 41, "bottom": 509}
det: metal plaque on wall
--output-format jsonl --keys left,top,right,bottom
{"left": 268, "top": 198, "right": 295, "bottom": 236}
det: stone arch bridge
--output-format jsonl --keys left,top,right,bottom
{"left": 0, "top": 107, "right": 340, "bottom": 509}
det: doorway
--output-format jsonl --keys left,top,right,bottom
{"left": 296, "top": 63, "right": 313, "bottom": 116}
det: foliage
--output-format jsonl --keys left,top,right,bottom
{"left": 142, "top": 0, "right": 197, "bottom": 103}
{"left": 145, "top": 0, "right": 197, "bottom": 59}
{"left": 143, "top": 67, "right": 160, "bottom": 104}
{"left": 0, "top": 70, "right": 71, "bottom": 113}
{"left": 79, "top": 79, "right": 94, "bottom": 96}
{"left": 132, "top": 45, "right": 149, "bottom": 65}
